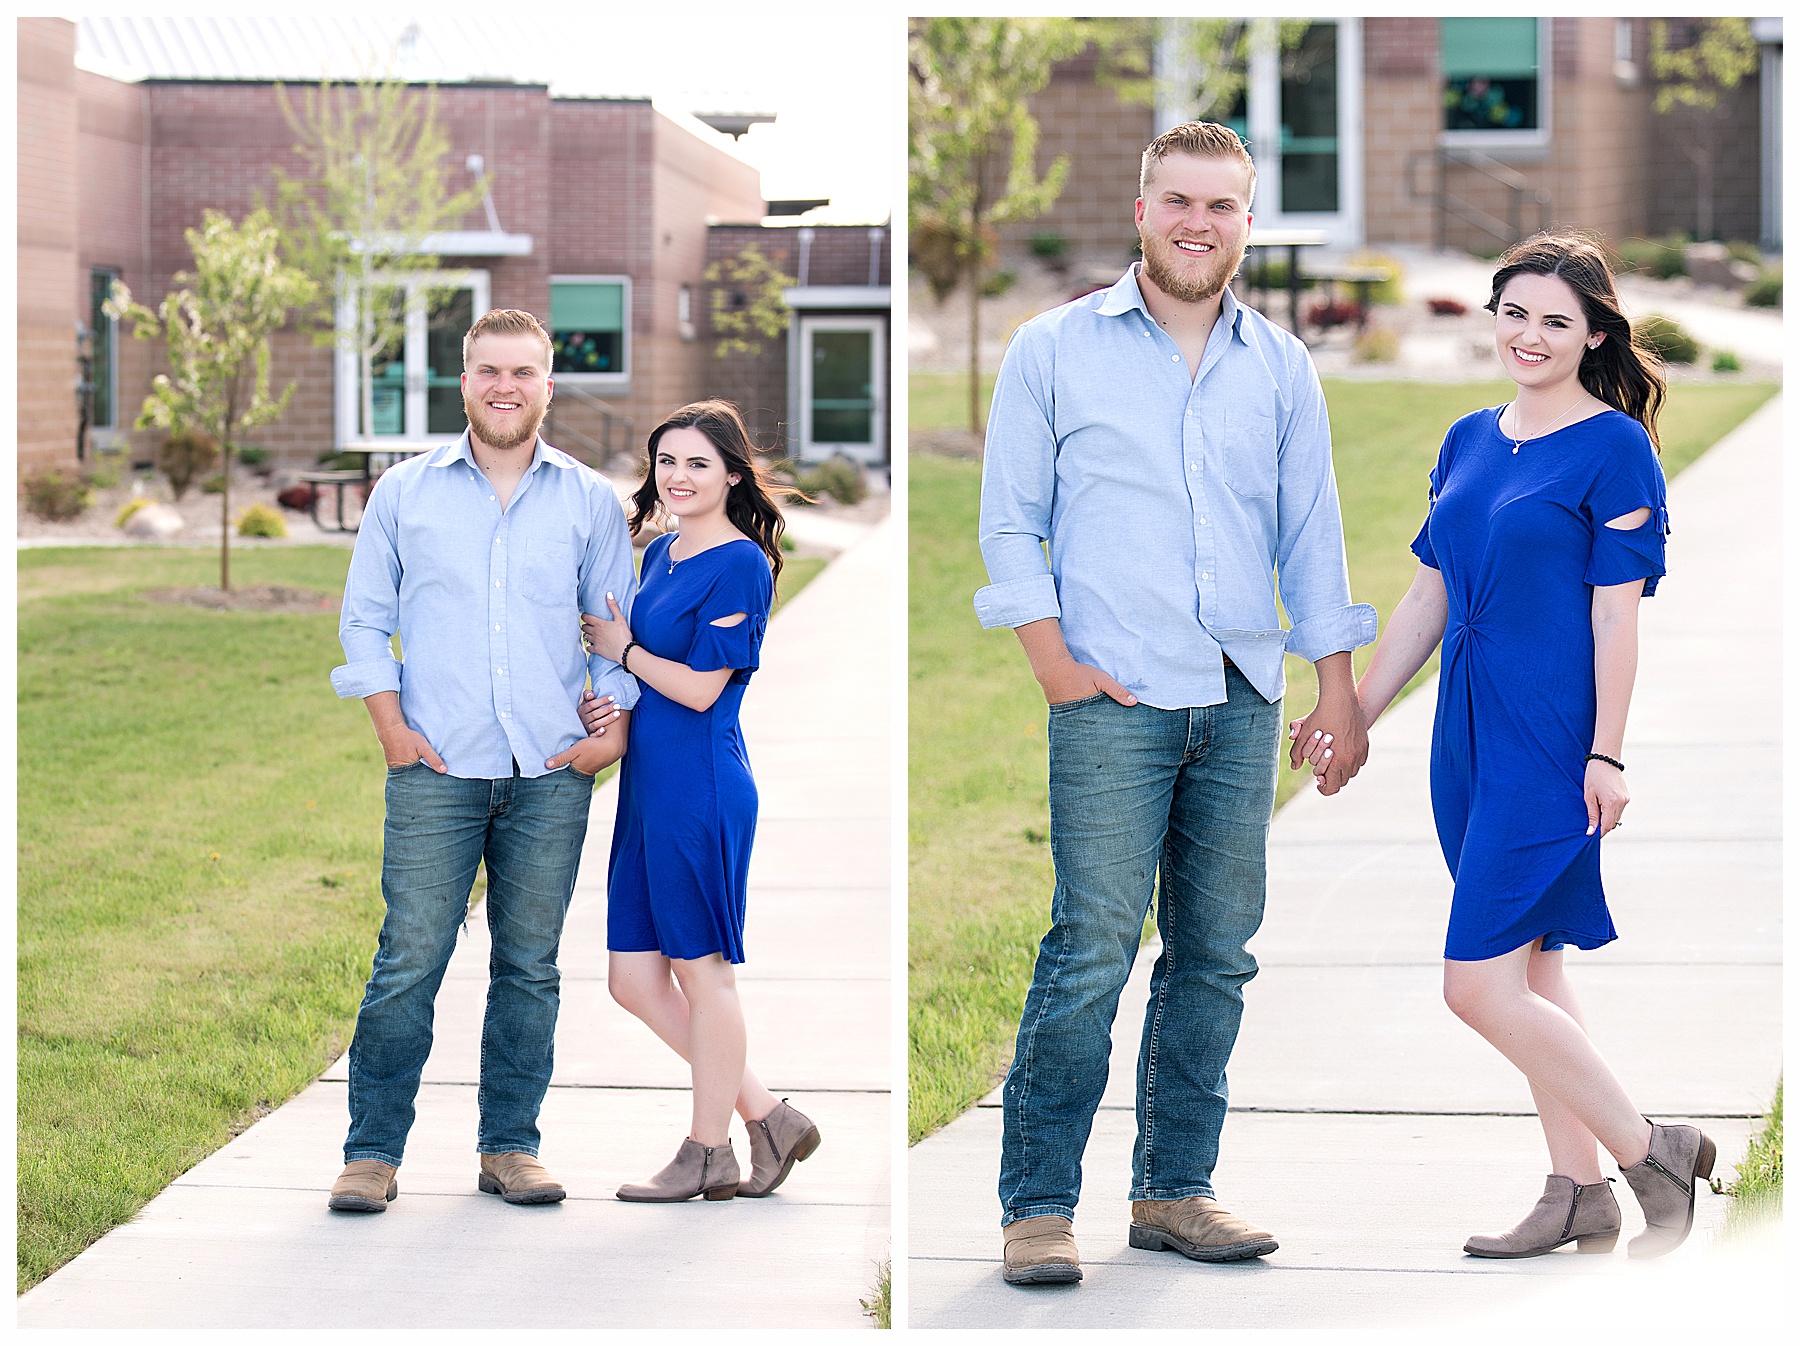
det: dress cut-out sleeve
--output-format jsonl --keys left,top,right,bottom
{"left": 1410, "top": 429, "right": 1456, "bottom": 571}
{"left": 1584, "top": 423, "right": 1670, "bottom": 596}
{"left": 686, "top": 548, "right": 774, "bottom": 682}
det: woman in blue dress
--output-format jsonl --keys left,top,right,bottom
{"left": 1311, "top": 234, "right": 1713, "bottom": 1259}
{"left": 578, "top": 400, "right": 820, "bottom": 1203}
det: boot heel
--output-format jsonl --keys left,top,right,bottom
{"left": 791, "top": 1127, "right": 822, "bottom": 1163}
{"left": 477, "top": 1173, "right": 503, "bottom": 1196}
{"left": 1695, "top": 1133, "right": 1716, "bottom": 1182}
{"left": 1576, "top": 1232, "right": 1618, "bottom": 1254}
{"left": 704, "top": 1183, "right": 738, "bottom": 1201}
{"left": 1127, "top": 1224, "right": 1168, "bottom": 1252}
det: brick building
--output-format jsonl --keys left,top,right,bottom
{"left": 17, "top": 17, "right": 886, "bottom": 480}
{"left": 1002, "top": 17, "right": 1781, "bottom": 266}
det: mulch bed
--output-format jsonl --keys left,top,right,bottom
{"left": 146, "top": 585, "right": 340, "bottom": 613}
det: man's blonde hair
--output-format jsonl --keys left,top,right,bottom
{"left": 462, "top": 307, "right": 554, "bottom": 369}
{"left": 1140, "top": 122, "right": 1257, "bottom": 204}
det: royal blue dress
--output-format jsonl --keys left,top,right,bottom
{"left": 607, "top": 533, "right": 772, "bottom": 964}
{"left": 1411, "top": 407, "right": 1668, "bottom": 962}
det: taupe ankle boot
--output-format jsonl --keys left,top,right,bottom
{"left": 617, "top": 1137, "right": 740, "bottom": 1203}
{"left": 738, "top": 1099, "right": 823, "bottom": 1198}
{"left": 1463, "top": 1175, "right": 1621, "bottom": 1257}
{"left": 1621, "top": 1121, "right": 1716, "bottom": 1258}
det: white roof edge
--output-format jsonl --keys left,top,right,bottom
{"left": 782, "top": 286, "right": 891, "bottom": 309}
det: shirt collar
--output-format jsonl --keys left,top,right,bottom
{"left": 1095, "top": 262, "right": 1248, "bottom": 342}
{"left": 430, "top": 429, "right": 562, "bottom": 472}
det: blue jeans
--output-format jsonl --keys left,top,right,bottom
{"left": 999, "top": 669, "right": 1279, "bottom": 1224}
{"left": 343, "top": 762, "right": 595, "bottom": 1166}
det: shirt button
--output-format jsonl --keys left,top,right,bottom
{"left": 497, "top": 668, "right": 505, "bottom": 676}
{"left": 494, "top": 624, "right": 501, "bottom": 631}
{"left": 1202, "top": 572, "right": 1210, "bottom": 580}
{"left": 1188, "top": 462, "right": 1198, "bottom": 470}
{"left": 1199, "top": 517, "right": 1207, "bottom": 526}
{"left": 1171, "top": 353, "right": 1180, "bottom": 362}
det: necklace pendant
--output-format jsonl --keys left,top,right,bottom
{"left": 1512, "top": 445, "right": 1520, "bottom": 454}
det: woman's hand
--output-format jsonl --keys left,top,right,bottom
{"left": 1584, "top": 759, "right": 1629, "bottom": 836}
{"left": 578, "top": 691, "right": 621, "bottom": 736}
{"left": 583, "top": 593, "right": 633, "bottom": 663}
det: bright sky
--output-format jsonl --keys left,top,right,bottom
{"left": 528, "top": 11, "right": 901, "bottom": 226}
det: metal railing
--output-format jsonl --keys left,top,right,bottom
{"left": 1409, "top": 147, "right": 1552, "bottom": 251}
{"left": 545, "top": 383, "right": 637, "bottom": 471}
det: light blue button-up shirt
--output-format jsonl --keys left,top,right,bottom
{"left": 974, "top": 266, "right": 1376, "bottom": 710}
{"left": 331, "top": 431, "right": 640, "bottom": 778}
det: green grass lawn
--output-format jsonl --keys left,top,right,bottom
{"left": 1722, "top": 1079, "right": 1783, "bottom": 1236}
{"left": 17, "top": 543, "right": 825, "bottom": 1292}
{"left": 908, "top": 378, "right": 1778, "bottom": 1142}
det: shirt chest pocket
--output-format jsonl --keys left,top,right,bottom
{"left": 517, "top": 538, "right": 578, "bottom": 610}
{"left": 1222, "top": 408, "right": 1279, "bottom": 498}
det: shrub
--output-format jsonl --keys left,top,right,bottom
{"left": 1426, "top": 296, "right": 1469, "bottom": 316}
{"left": 1348, "top": 249, "right": 1405, "bottom": 305}
{"left": 1725, "top": 240, "right": 1763, "bottom": 267}
{"left": 1745, "top": 269, "right": 1781, "bottom": 308}
{"left": 1027, "top": 233, "right": 1069, "bottom": 261}
{"left": 1354, "top": 328, "right": 1400, "bottom": 364}
{"left": 235, "top": 445, "right": 270, "bottom": 471}
{"left": 277, "top": 483, "right": 318, "bottom": 511}
{"left": 1711, "top": 349, "right": 1742, "bottom": 373}
{"left": 979, "top": 269, "right": 1017, "bottom": 297}
{"left": 114, "top": 496, "right": 153, "bottom": 529}
{"left": 87, "top": 444, "right": 127, "bottom": 489}
{"left": 1616, "top": 234, "right": 1688, "bottom": 280}
{"left": 797, "top": 456, "right": 866, "bottom": 506}
{"left": 779, "top": 533, "right": 797, "bottom": 553}
{"left": 23, "top": 469, "right": 95, "bottom": 522}
{"left": 200, "top": 473, "right": 228, "bottom": 494}
{"left": 1305, "top": 297, "right": 1363, "bottom": 330}
{"left": 235, "top": 502, "right": 288, "bottom": 538}
{"left": 159, "top": 429, "right": 219, "bottom": 500}
{"left": 1633, "top": 314, "right": 1699, "bottom": 364}
{"left": 1241, "top": 258, "right": 1315, "bottom": 292}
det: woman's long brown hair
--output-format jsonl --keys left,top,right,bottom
{"left": 628, "top": 399, "right": 808, "bottom": 585}
{"left": 1485, "top": 231, "right": 1667, "bottom": 452}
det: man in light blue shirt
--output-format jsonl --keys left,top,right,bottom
{"left": 978, "top": 124, "right": 1377, "bottom": 1284}
{"left": 326, "top": 309, "right": 636, "bottom": 1214}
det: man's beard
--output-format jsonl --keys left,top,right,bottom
{"left": 1139, "top": 228, "right": 1244, "bottom": 305}
{"left": 464, "top": 388, "right": 548, "bottom": 452}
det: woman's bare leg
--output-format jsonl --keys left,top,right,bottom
{"left": 1443, "top": 943, "right": 1652, "bottom": 1169}
{"left": 1523, "top": 945, "right": 1605, "bottom": 1183}
{"left": 669, "top": 953, "right": 751, "bottom": 1147}
{"left": 608, "top": 950, "right": 781, "bottom": 1125}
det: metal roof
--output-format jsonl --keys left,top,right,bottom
{"left": 75, "top": 16, "right": 531, "bottom": 85}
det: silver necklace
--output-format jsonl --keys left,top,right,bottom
{"left": 1504, "top": 390, "right": 1588, "bottom": 455}
{"left": 667, "top": 520, "right": 731, "bottom": 573}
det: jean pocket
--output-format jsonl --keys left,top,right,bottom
{"left": 566, "top": 763, "right": 597, "bottom": 782}
{"left": 386, "top": 759, "right": 428, "bottom": 776}
{"left": 1048, "top": 692, "right": 1110, "bottom": 714}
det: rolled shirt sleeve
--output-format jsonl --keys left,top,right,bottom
{"left": 579, "top": 486, "right": 642, "bottom": 710}
{"left": 1274, "top": 351, "right": 1378, "bottom": 663}
{"left": 974, "top": 327, "right": 1063, "bottom": 630}
{"left": 330, "top": 474, "right": 405, "bottom": 699}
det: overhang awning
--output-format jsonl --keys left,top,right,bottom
{"left": 782, "top": 285, "right": 890, "bottom": 310}
{"left": 347, "top": 231, "right": 533, "bottom": 257}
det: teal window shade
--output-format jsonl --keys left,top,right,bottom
{"left": 1441, "top": 18, "right": 1538, "bottom": 79}
{"left": 550, "top": 281, "right": 627, "bottom": 374}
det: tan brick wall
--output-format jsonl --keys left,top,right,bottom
{"left": 18, "top": 18, "right": 81, "bottom": 477}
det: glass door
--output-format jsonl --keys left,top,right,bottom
{"left": 1243, "top": 19, "right": 1363, "bottom": 246}
{"left": 337, "top": 270, "right": 490, "bottom": 449}
{"left": 797, "top": 315, "right": 886, "bottom": 465}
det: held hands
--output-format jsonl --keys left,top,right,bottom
{"left": 582, "top": 594, "right": 634, "bottom": 664}
{"left": 546, "top": 700, "right": 629, "bottom": 776}
{"left": 1584, "top": 759, "right": 1628, "bottom": 836}
{"left": 1039, "top": 656, "right": 1138, "bottom": 708}
{"left": 1286, "top": 689, "right": 1370, "bottom": 796}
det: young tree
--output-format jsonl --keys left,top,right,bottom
{"left": 1088, "top": 17, "right": 1313, "bottom": 126}
{"left": 272, "top": 74, "right": 487, "bottom": 443}
{"left": 108, "top": 210, "right": 318, "bottom": 591}
{"left": 703, "top": 244, "right": 797, "bottom": 429}
{"left": 1650, "top": 18, "right": 1760, "bottom": 242}
{"left": 910, "top": 18, "right": 1086, "bottom": 434}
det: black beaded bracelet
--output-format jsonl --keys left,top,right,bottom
{"left": 620, "top": 640, "right": 640, "bottom": 674}
{"left": 1585, "top": 752, "right": 1625, "bottom": 771}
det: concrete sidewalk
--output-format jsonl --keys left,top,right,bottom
{"left": 19, "top": 520, "right": 894, "bottom": 1329}
{"left": 908, "top": 397, "right": 1782, "bottom": 1329}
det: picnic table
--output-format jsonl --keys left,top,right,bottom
{"left": 296, "top": 446, "right": 431, "bottom": 533}
{"left": 1244, "top": 227, "right": 1327, "bottom": 336}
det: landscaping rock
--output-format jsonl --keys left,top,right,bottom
{"left": 122, "top": 502, "right": 186, "bottom": 540}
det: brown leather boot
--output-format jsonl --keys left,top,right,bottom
{"left": 1621, "top": 1121, "right": 1717, "bottom": 1258}
{"left": 617, "top": 1138, "right": 740, "bottom": 1202}
{"left": 1002, "top": 1214, "right": 1082, "bottom": 1285}
{"left": 738, "top": 1099, "right": 823, "bottom": 1198}
{"left": 1128, "top": 1196, "right": 1278, "bottom": 1262}
{"left": 477, "top": 1151, "right": 567, "bottom": 1204}
{"left": 328, "top": 1160, "right": 398, "bottom": 1213}
{"left": 1463, "top": 1175, "right": 1622, "bottom": 1257}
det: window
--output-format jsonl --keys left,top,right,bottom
{"left": 1280, "top": 23, "right": 1340, "bottom": 214}
{"left": 1441, "top": 18, "right": 1541, "bottom": 134}
{"left": 549, "top": 277, "right": 629, "bottom": 377}
{"left": 88, "top": 268, "right": 118, "bottom": 429}
{"left": 334, "top": 270, "right": 490, "bottom": 448}
{"left": 796, "top": 315, "right": 885, "bottom": 465}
